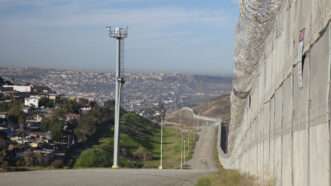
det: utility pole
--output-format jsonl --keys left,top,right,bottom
{"left": 159, "top": 101, "right": 166, "bottom": 170}
{"left": 188, "top": 113, "right": 193, "bottom": 156}
{"left": 159, "top": 117, "right": 164, "bottom": 170}
{"left": 180, "top": 131, "right": 183, "bottom": 169}
{"left": 183, "top": 134, "right": 186, "bottom": 165}
{"left": 187, "top": 129, "right": 190, "bottom": 158}
{"left": 107, "top": 26, "right": 128, "bottom": 169}
{"left": 180, "top": 108, "right": 183, "bottom": 169}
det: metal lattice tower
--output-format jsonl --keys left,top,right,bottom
{"left": 107, "top": 26, "right": 128, "bottom": 169}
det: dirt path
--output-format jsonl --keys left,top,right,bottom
{"left": 187, "top": 125, "right": 218, "bottom": 171}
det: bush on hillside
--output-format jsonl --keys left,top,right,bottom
{"left": 133, "top": 146, "right": 152, "bottom": 161}
{"left": 74, "top": 147, "right": 112, "bottom": 168}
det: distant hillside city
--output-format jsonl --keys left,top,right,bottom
{"left": 0, "top": 76, "right": 170, "bottom": 170}
{"left": 0, "top": 67, "right": 231, "bottom": 171}
{"left": 0, "top": 67, "right": 232, "bottom": 118}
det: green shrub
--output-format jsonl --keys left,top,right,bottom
{"left": 133, "top": 146, "right": 152, "bottom": 161}
{"left": 196, "top": 177, "right": 211, "bottom": 186}
{"left": 74, "top": 148, "right": 112, "bottom": 168}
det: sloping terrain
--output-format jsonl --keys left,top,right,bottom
{"left": 73, "top": 112, "right": 160, "bottom": 168}
{"left": 166, "top": 109, "right": 197, "bottom": 127}
{"left": 166, "top": 94, "right": 230, "bottom": 127}
{"left": 193, "top": 94, "right": 230, "bottom": 122}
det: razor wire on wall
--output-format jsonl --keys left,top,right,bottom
{"left": 231, "top": 0, "right": 283, "bottom": 136}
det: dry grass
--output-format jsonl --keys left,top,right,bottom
{"left": 196, "top": 167, "right": 256, "bottom": 186}
{"left": 196, "top": 166, "right": 274, "bottom": 186}
{"left": 196, "top": 128, "right": 273, "bottom": 186}
{"left": 144, "top": 127, "right": 198, "bottom": 169}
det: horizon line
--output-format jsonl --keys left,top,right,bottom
{"left": 0, "top": 64, "right": 234, "bottom": 77}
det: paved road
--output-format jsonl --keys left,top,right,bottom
{"left": 0, "top": 126, "right": 217, "bottom": 186}
{"left": 0, "top": 169, "right": 212, "bottom": 186}
{"left": 187, "top": 126, "right": 218, "bottom": 171}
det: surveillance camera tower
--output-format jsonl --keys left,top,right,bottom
{"left": 107, "top": 26, "right": 128, "bottom": 169}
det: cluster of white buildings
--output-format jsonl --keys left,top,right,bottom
{"left": 1, "top": 84, "right": 59, "bottom": 109}
{"left": 2, "top": 85, "right": 32, "bottom": 93}
{"left": 24, "top": 96, "right": 39, "bottom": 108}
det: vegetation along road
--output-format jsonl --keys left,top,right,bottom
{"left": 0, "top": 125, "right": 218, "bottom": 186}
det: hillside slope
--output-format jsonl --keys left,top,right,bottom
{"left": 73, "top": 112, "right": 160, "bottom": 168}
{"left": 193, "top": 94, "right": 230, "bottom": 122}
{"left": 166, "top": 94, "right": 230, "bottom": 127}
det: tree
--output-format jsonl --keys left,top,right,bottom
{"left": 0, "top": 102, "right": 9, "bottom": 112}
{"left": 0, "top": 136, "right": 9, "bottom": 169}
{"left": 7, "top": 101, "right": 25, "bottom": 125}
{"left": 74, "top": 148, "right": 112, "bottom": 168}
{"left": 43, "top": 117, "right": 65, "bottom": 141}
{"left": 104, "top": 100, "right": 115, "bottom": 108}
{"left": 74, "top": 113, "right": 98, "bottom": 142}
{"left": 66, "top": 100, "right": 80, "bottom": 114}
{"left": 0, "top": 77, "right": 5, "bottom": 86}
{"left": 39, "top": 97, "right": 54, "bottom": 108}
{"left": 56, "top": 99, "right": 80, "bottom": 114}
{"left": 0, "top": 77, "right": 12, "bottom": 86}
{"left": 133, "top": 146, "right": 152, "bottom": 161}
{"left": 50, "top": 120, "right": 65, "bottom": 141}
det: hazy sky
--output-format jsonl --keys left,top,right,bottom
{"left": 0, "top": 0, "right": 238, "bottom": 76}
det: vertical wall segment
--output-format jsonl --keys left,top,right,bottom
{"left": 226, "top": 1, "right": 331, "bottom": 186}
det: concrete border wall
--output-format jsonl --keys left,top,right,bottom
{"left": 226, "top": 1, "right": 331, "bottom": 186}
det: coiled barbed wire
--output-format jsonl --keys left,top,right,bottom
{"left": 230, "top": 0, "right": 283, "bottom": 145}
